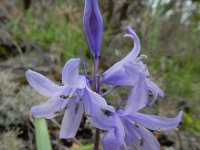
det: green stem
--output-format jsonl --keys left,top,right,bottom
{"left": 34, "top": 118, "right": 52, "bottom": 150}
{"left": 93, "top": 57, "right": 101, "bottom": 150}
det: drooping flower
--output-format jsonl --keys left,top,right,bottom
{"left": 101, "top": 27, "right": 164, "bottom": 105}
{"left": 26, "top": 58, "right": 113, "bottom": 139}
{"left": 83, "top": 0, "right": 103, "bottom": 58}
{"left": 93, "top": 74, "right": 183, "bottom": 150}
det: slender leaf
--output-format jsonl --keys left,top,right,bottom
{"left": 34, "top": 118, "right": 52, "bottom": 150}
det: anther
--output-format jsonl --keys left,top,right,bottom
{"left": 140, "top": 138, "right": 145, "bottom": 146}
{"left": 54, "top": 110, "right": 61, "bottom": 115}
{"left": 75, "top": 103, "right": 79, "bottom": 114}
{"left": 85, "top": 114, "right": 94, "bottom": 118}
{"left": 60, "top": 95, "right": 69, "bottom": 99}
{"left": 135, "top": 124, "right": 140, "bottom": 128}
{"left": 60, "top": 93, "right": 77, "bottom": 99}
{"left": 139, "top": 54, "right": 147, "bottom": 60}
{"left": 54, "top": 109, "right": 65, "bottom": 115}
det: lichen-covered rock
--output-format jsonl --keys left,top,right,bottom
{"left": 0, "top": 129, "right": 25, "bottom": 150}
{"left": 0, "top": 71, "right": 45, "bottom": 126}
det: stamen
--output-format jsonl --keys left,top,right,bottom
{"left": 138, "top": 54, "right": 147, "bottom": 61}
{"left": 64, "top": 104, "right": 69, "bottom": 110}
{"left": 140, "top": 138, "right": 145, "bottom": 146}
{"left": 71, "top": 93, "right": 77, "bottom": 98}
{"left": 143, "top": 64, "right": 148, "bottom": 70}
{"left": 103, "top": 110, "right": 113, "bottom": 116}
{"left": 54, "top": 110, "right": 61, "bottom": 115}
{"left": 60, "top": 95, "right": 69, "bottom": 99}
{"left": 135, "top": 124, "right": 140, "bottom": 128}
{"left": 54, "top": 109, "right": 65, "bottom": 115}
{"left": 60, "top": 93, "right": 77, "bottom": 99}
{"left": 75, "top": 103, "right": 79, "bottom": 114}
{"left": 60, "top": 92, "right": 79, "bottom": 111}
{"left": 85, "top": 114, "right": 94, "bottom": 118}
{"left": 154, "top": 131, "right": 160, "bottom": 138}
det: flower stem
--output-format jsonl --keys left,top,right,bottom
{"left": 93, "top": 58, "right": 99, "bottom": 91}
{"left": 94, "top": 128, "right": 100, "bottom": 150}
{"left": 116, "top": 96, "right": 129, "bottom": 111}
{"left": 102, "top": 86, "right": 119, "bottom": 97}
{"left": 93, "top": 57, "right": 100, "bottom": 150}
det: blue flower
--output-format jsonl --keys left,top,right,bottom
{"left": 83, "top": 0, "right": 103, "bottom": 58}
{"left": 102, "top": 27, "right": 164, "bottom": 105}
{"left": 92, "top": 74, "right": 183, "bottom": 150}
{"left": 26, "top": 58, "right": 113, "bottom": 139}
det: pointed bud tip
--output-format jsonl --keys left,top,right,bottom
{"left": 83, "top": 0, "right": 103, "bottom": 58}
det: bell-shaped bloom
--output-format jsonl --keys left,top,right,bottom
{"left": 26, "top": 58, "right": 113, "bottom": 139}
{"left": 83, "top": 0, "right": 103, "bottom": 58}
{"left": 101, "top": 27, "right": 164, "bottom": 104}
{"left": 93, "top": 74, "right": 183, "bottom": 150}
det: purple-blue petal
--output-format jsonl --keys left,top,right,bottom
{"left": 102, "top": 131, "right": 121, "bottom": 150}
{"left": 102, "top": 113, "right": 126, "bottom": 150}
{"left": 127, "top": 111, "right": 183, "bottom": 131}
{"left": 102, "top": 66, "right": 135, "bottom": 86}
{"left": 146, "top": 79, "right": 164, "bottom": 106}
{"left": 124, "top": 60, "right": 149, "bottom": 77}
{"left": 113, "top": 114, "right": 126, "bottom": 147}
{"left": 83, "top": 87, "right": 114, "bottom": 116}
{"left": 60, "top": 101, "right": 84, "bottom": 139}
{"left": 88, "top": 108, "right": 114, "bottom": 131}
{"left": 82, "top": 87, "right": 115, "bottom": 132}
{"left": 62, "top": 58, "right": 87, "bottom": 89}
{"left": 122, "top": 117, "right": 142, "bottom": 148}
{"left": 26, "top": 69, "right": 64, "bottom": 97}
{"left": 131, "top": 125, "right": 160, "bottom": 150}
{"left": 83, "top": 0, "right": 103, "bottom": 58}
{"left": 30, "top": 96, "right": 64, "bottom": 119}
{"left": 123, "top": 27, "right": 141, "bottom": 61}
{"left": 102, "top": 27, "right": 141, "bottom": 86}
{"left": 124, "top": 74, "right": 148, "bottom": 114}
{"left": 125, "top": 61, "right": 164, "bottom": 105}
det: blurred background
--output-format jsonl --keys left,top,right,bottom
{"left": 0, "top": 0, "right": 200, "bottom": 149}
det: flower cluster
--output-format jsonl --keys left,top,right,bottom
{"left": 26, "top": 0, "right": 183, "bottom": 149}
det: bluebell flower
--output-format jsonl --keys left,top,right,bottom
{"left": 26, "top": 58, "right": 113, "bottom": 139}
{"left": 92, "top": 74, "right": 183, "bottom": 150}
{"left": 83, "top": 0, "right": 103, "bottom": 58}
{"left": 102, "top": 27, "right": 164, "bottom": 105}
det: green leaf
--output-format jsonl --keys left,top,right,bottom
{"left": 34, "top": 118, "right": 52, "bottom": 150}
{"left": 70, "top": 144, "right": 93, "bottom": 150}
